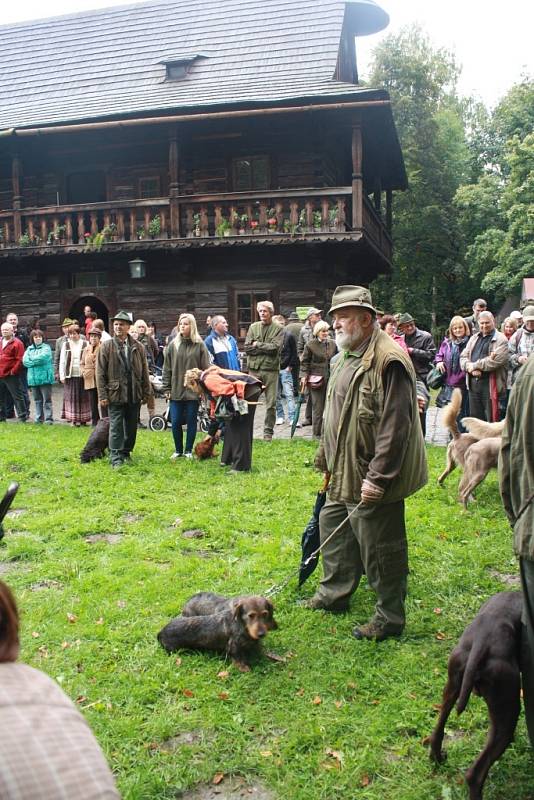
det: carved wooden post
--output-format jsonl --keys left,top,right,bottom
{"left": 351, "top": 121, "right": 363, "bottom": 230}
{"left": 65, "top": 216, "right": 73, "bottom": 244}
{"left": 27, "top": 218, "right": 35, "bottom": 241}
{"left": 160, "top": 209, "right": 167, "bottom": 238}
{"left": 200, "top": 206, "right": 209, "bottom": 236}
{"left": 185, "top": 206, "right": 194, "bottom": 237}
{"left": 103, "top": 212, "right": 111, "bottom": 229}
{"left": 229, "top": 205, "right": 238, "bottom": 233}
{"left": 386, "top": 189, "right": 392, "bottom": 235}
{"left": 321, "top": 198, "right": 329, "bottom": 229}
{"left": 305, "top": 200, "right": 313, "bottom": 230}
{"left": 289, "top": 201, "right": 299, "bottom": 228}
{"left": 117, "top": 211, "right": 125, "bottom": 241}
{"left": 275, "top": 202, "right": 284, "bottom": 230}
{"left": 77, "top": 213, "right": 85, "bottom": 244}
{"left": 12, "top": 155, "right": 22, "bottom": 242}
{"left": 168, "top": 132, "right": 181, "bottom": 238}
{"left": 258, "top": 202, "right": 267, "bottom": 232}
{"left": 130, "top": 209, "right": 137, "bottom": 240}
{"left": 40, "top": 218, "right": 48, "bottom": 243}
{"left": 90, "top": 212, "right": 98, "bottom": 235}
{"left": 144, "top": 208, "right": 151, "bottom": 234}
{"left": 337, "top": 198, "right": 346, "bottom": 230}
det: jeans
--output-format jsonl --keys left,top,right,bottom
{"left": 170, "top": 399, "right": 199, "bottom": 454}
{"left": 276, "top": 369, "right": 296, "bottom": 421}
{"left": 32, "top": 384, "right": 53, "bottom": 423}
{"left": 0, "top": 375, "right": 28, "bottom": 422}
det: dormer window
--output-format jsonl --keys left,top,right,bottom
{"left": 160, "top": 54, "right": 206, "bottom": 82}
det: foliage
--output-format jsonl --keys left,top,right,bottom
{"left": 368, "top": 26, "right": 475, "bottom": 331}
{"left": 215, "top": 217, "right": 231, "bottom": 237}
{"left": 454, "top": 77, "right": 534, "bottom": 302}
{"left": 0, "top": 425, "right": 531, "bottom": 799}
{"left": 18, "top": 232, "right": 33, "bottom": 247}
{"left": 148, "top": 216, "right": 161, "bottom": 238}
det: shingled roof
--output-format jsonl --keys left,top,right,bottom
{"left": 0, "top": 0, "right": 389, "bottom": 131}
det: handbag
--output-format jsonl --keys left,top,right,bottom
{"left": 307, "top": 374, "right": 325, "bottom": 389}
{"left": 427, "top": 366, "right": 444, "bottom": 390}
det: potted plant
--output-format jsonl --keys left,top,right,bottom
{"left": 215, "top": 218, "right": 231, "bottom": 237}
{"left": 148, "top": 215, "right": 161, "bottom": 239}
{"left": 328, "top": 207, "right": 340, "bottom": 230}
{"left": 18, "top": 232, "right": 32, "bottom": 247}
{"left": 136, "top": 226, "right": 146, "bottom": 241}
{"left": 238, "top": 213, "right": 248, "bottom": 235}
{"left": 192, "top": 212, "right": 201, "bottom": 237}
{"left": 102, "top": 222, "right": 118, "bottom": 242}
{"left": 298, "top": 208, "right": 307, "bottom": 231}
{"left": 267, "top": 208, "right": 277, "bottom": 232}
{"left": 313, "top": 210, "right": 323, "bottom": 231}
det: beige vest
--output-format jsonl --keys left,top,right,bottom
{"left": 326, "top": 327, "right": 428, "bottom": 505}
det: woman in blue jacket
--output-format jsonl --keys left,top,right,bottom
{"left": 22, "top": 329, "right": 54, "bottom": 423}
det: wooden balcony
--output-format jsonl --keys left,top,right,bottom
{"left": 0, "top": 187, "right": 390, "bottom": 256}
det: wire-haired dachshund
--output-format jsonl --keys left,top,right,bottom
{"left": 429, "top": 592, "right": 523, "bottom": 800}
{"left": 157, "top": 592, "right": 278, "bottom": 671}
{"left": 80, "top": 417, "right": 110, "bottom": 463}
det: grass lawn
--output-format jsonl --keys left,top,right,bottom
{"left": 0, "top": 424, "right": 530, "bottom": 799}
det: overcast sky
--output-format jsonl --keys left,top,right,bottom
{"left": 3, "top": 0, "right": 533, "bottom": 108}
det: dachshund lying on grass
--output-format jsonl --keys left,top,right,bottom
{"left": 157, "top": 592, "right": 278, "bottom": 671}
{"left": 429, "top": 592, "right": 523, "bottom": 800}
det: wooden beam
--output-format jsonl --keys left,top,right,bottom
{"left": 351, "top": 123, "right": 363, "bottom": 230}
{"left": 12, "top": 155, "right": 22, "bottom": 240}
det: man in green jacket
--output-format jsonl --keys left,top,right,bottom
{"left": 499, "top": 356, "right": 534, "bottom": 745}
{"left": 305, "top": 285, "right": 428, "bottom": 641}
{"left": 244, "top": 301, "right": 284, "bottom": 441}
{"left": 96, "top": 310, "right": 152, "bottom": 468}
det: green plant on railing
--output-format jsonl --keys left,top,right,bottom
{"left": 215, "top": 217, "right": 231, "bottom": 237}
{"left": 283, "top": 219, "right": 299, "bottom": 235}
{"left": 237, "top": 213, "right": 249, "bottom": 233}
{"left": 102, "top": 222, "right": 118, "bottom": 241}
{"left": 136, "top": 227, "right": 146, "bottom": 240}
{"left": 267, "top": 208, "right": 278, "bottom": 231}
{"left": 19, "top": 232, "right": 34, "bottom": 247}
{"left": 148, "top": 215, "right": 161, "bottom": 239}
{"left": 312, "top": 210, "right": 323, "bottom": 230}
{"left": 84, "top": 231, "right": 106, "bottom": 251}
{"left": 328, "top": 206, "right": 340, "bottom": 227}
{"left": 47, "top": 224, "right": 67, "bottom": 245}
{"left": 298, "top": 208, "right": 307, "bottom": 229}
{"left": 192, "top": 212, "right": 202, "bottom": 236}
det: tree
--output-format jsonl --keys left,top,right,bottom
{"left": 368, "top": 26, "right": 475, "bottom": 331}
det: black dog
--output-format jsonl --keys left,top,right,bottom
{"left": 80, "top": 418, "right": 110, "bottom": 463}
{"left": 157, "top": 592, "right": 278, "bottom": 671}
{"left": 429, "top": 592, "right": 523, "bottom": 800}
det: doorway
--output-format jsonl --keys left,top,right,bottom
{"left": 68, "top": 296, "right": 109, "bottom": 333}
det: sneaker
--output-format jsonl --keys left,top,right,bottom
{"left": 275, "top": 417, "right": 285, "bottom": 425}
{"left": 184, "top": 452, "right": 193, "bottom": 459}
{"left": 295, "top": 422, "right": 302, "bottom": 428}
{"left": 298, "top": 597, "right": 349, "bottom": 613}
{"left": 170, "top": 452, "right": 183, "bottom": 460}
{"left": 352, "top": 620, "right": 403, "bottom": 642}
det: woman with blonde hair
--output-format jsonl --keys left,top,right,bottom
{"left": 162, "top": 313, "right": 210, "bottom": 459}
{"left": 434, "top": 314, "right": 470, "bottom": 426}
{"left": 299, "top": 320, "right": 337, "bottom": 438}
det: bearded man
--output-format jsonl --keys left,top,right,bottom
{"left": 304, "top": 285, "right": 427, "bottom": 641}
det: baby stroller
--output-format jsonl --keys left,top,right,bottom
{"left": 148, "top": 397, "right": 211, "bottom": 433}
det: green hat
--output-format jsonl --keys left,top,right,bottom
{"left": 397, "top": 313, "right": 415, "bottom": 326}
{"left": 62, "top": 317, "right": 74, "bottom": 327}
{"left": 110, "top": 310, "right": 133, "bottom": 323}
{"left": 328, "top": 285, "right": 376, "bottom": 315}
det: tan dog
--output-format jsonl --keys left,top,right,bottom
{"left": 438, "top": 389, "right": 504, "bottom": 506}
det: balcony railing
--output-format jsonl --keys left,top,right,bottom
{"left": 0, "top": 187, "right": 390, "bottom": 253}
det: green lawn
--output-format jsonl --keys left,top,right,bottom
{"left": 0, "top": 425, "right": 530, "bottom": 799}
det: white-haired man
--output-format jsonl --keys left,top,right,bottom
{"left": 244, "top": 301, "right": 284, "bottom": 441}
{"left": 305, "top": 285, "right": 427, "bottom": 641}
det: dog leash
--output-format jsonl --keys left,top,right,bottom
{"left": 264, "top": 501, "right": 365, "bottom": 598}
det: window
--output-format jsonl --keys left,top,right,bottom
{"left": 233, "top": 156, "right": 270, "bottom": 192}
{"left": 138, "top": 177, "right": 161, "bottom": 199}
{"left": 235, "top": 291, "right": 273, "bottom": 340}
{"left": 161, "top": 54, "right": 206, "bottom": 82}
{"left": 70, "top": 272, "right": 108, "bottom": 289}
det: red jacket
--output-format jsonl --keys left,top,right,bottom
{"left": 0, "top": 336, "right": 25, "bottom": 377}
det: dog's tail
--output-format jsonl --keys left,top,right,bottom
{"left": 456, "top": 639, "right": 488, "bottom": 714}
{"left": 461, "top": 417, "right": 505, "bottom": 441}
{"left": 441, "top": 388, "right": 463, "bottom": 439}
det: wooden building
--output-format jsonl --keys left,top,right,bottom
{"left": 0, "top": 0, "right": 406, "bottom": 339}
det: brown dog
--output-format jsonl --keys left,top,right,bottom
{"left": 457, "top": 435, "right": 502, "bottom": 509}
{"left": 194, "top": 434, "right": 219, "bottom": 460}
{"left": 438, "top": 389, "right": 504, "bottom": 506}
{"left": 429, "top": 592, "right": 523, "bottom": 800}
{"left": 157, "top": 592, "right": 278, "bottom": 671}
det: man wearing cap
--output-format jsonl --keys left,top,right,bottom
{"left": 96, "top": 310, "right": 152, "bottom": 468}
{"left": 509, "top": 305, "right": 534, "bottom": 383}
{"left": 306, "top": 285, "right": 427, "bottom": 641}
{"left": 244, "top": 302, "right": 284, "bottom": 441}
{"left": 286, "top": 311, "right": 304, "bottom": 342}
{"left": 298, "top": 308, "right": 323, "bottom": 426}
{"left": 461, "top": 311, "right": 508, "bottom": 421}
